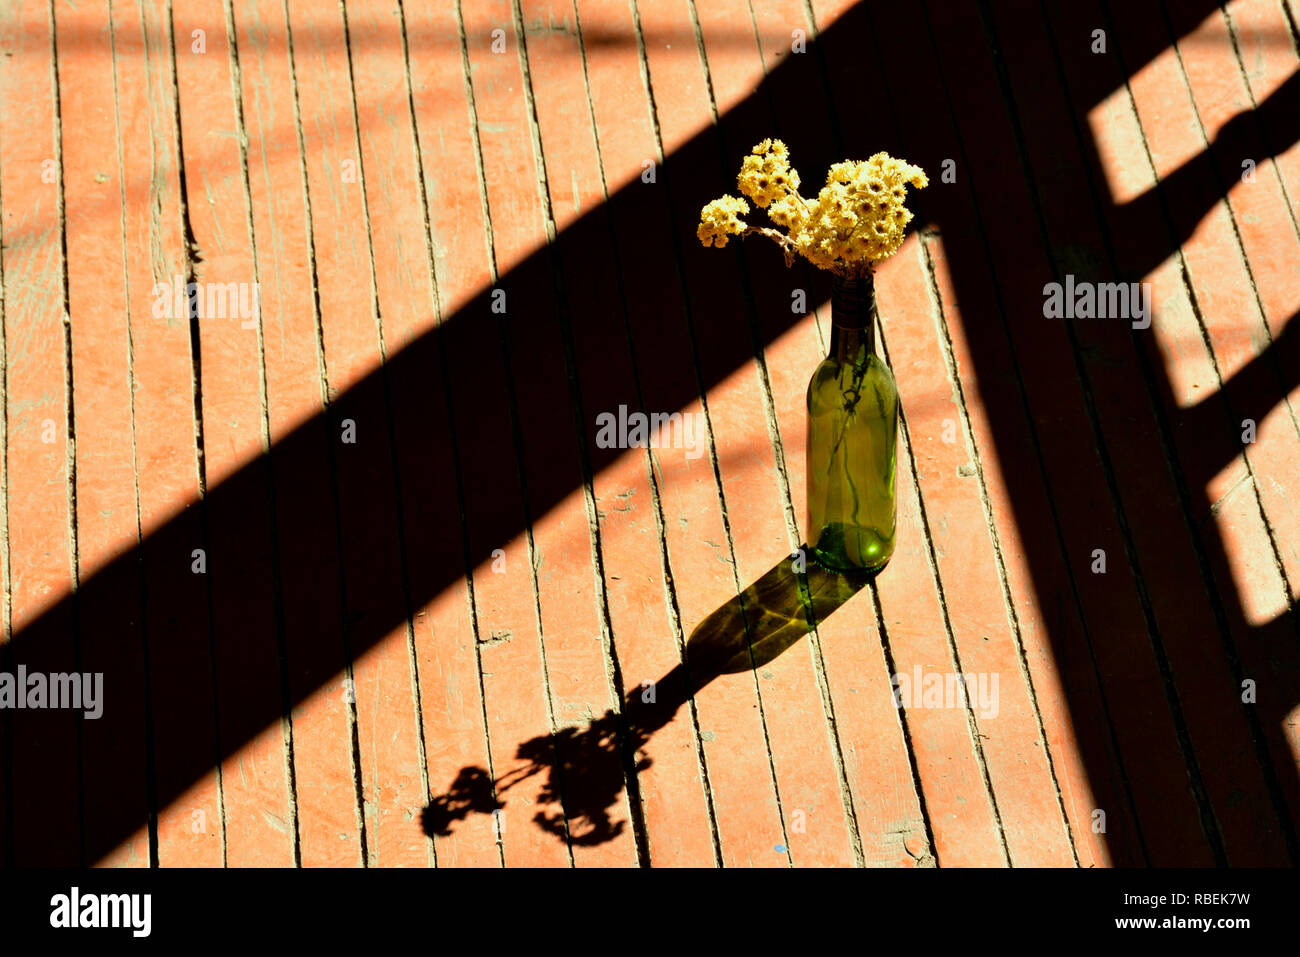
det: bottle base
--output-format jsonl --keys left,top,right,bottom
{"left": 809, "top": 522, "right": 894, "bottom": 574}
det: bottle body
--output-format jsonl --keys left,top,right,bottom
{"left": 806, "top": 275, "right": 898, "bottom": 571}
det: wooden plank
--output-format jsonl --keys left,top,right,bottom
{"left": 806, "top": 0, "right": 1106, "bottom": 865}
{"left": 0, "top": 94, "right": 7, "bottom": 866}
{"left": 875, "top": 242, "right": 1015, "bottom": 867}
{"left": 925, "top": 235, "right": 1135, "bottom": 867}
{"left": 694, "top": 0, "right": 869, "bottom": 869}
{"left": 766, "top": 301, "right": 941, "bottom": 867}
{"left": 916, "top": 0, "right": 1219, "bottom": 864}
{"left": 1223, "top": 0, "right": 1300, "bottom": 237}
{"left": 633, "top": 0, "right": 805, "bottom": 868}
{"left": 1162, "top": 1, "right": 1300, "bottom": 584}
{"left": 515, "top": 0, "right": 709, "bottom": 867}
{"left": 750, "top": 0, "right": 956, "bottom": 868}
{"left": 466, "top": 0, "right": 644, "bottom": 867}
{"left": 396, "top": 0, "right": 501, "bottom": 870}
{"left": 401, "top": 4, "right": 566, "bottom": 867}
{"left": 281, "top": 0, "right": 427, "bottom": 867}
{"left": 0, "top": 0, "right": 80, "bottom": 868}
{"left": 1182, "top": 0, "right": 1300, "bottom": 330}
{"left": 857, "top": 0, "right": 1126, "bottom": 867}
{"left": 1106, "top": 0, "right": 1300, "bottom": 643}
{"left": 569, "top": 0, "right": 725, "bottom": 866}
{"left": 451, "top": 0, "right": 577, "bottom": 867}
{"left": 112, "top": 0, "right": 222, "bottom": 868}
{"left": 5, "top": 0, "right": 1292, "bottom": 870}
{"left": 53, "top": 0, "right": 149, "bottom": 868}
{"left": 230, "top": 0, "right": 363, "bottom": 866}
{"left": 883, "top": 230, "right": 1081, "bottom": 868}
{"left": 995, "top": 0, "right": 1293, "bottom": 865}
{"left": 1057, "top": 0, "right": 1300, "bottom": 853}
{"left": 172, "top": 0, "right": 295, "bottom": 866}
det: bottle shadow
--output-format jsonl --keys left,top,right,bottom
{"left": 422, "top": 550, "right": 876, "bottom": 852}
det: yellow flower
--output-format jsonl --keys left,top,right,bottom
{"left": 737, "top": 138, "right": 799, "bottom": 208}
{"left": 700, "top": 140, "right": 926, "bottom": 273}
{"left": 766, "top": 194, "right": 808, "bottom": 231}
{"left": 796, "top": 151, "right": 927, "bottom": 266}
{"left": 697, "top": 195, "right": 751, "bottom": 247}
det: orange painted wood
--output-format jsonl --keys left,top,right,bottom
{"left": 1179, "top": 0, "right": 1300, "bottom": 336}
{"left": 920, "top": 236, "right": 1130, "bottom": 867}
{"left": 1061, "top": 0, "right": 1300, "bottom": 857}
{"left": 230, "top": 0, "right": 363, "bottom": 866}
{"left": 110, "top": 0, "right": 222, "bottom": 868}
{"left": 401, "top": 6, "right": 563, "bottom": 867}
{"left": 397, "top": 0, "right": 502, "bottom": 869}
{"left": 634, "top": 0, "right": 811, "bottom": 867}
{"left": 53, "top": 0, "right": 150, "bottom": 868}
{"left": 751, "top": 0, "right": 956, "bottom": 867}
{"left": 1046, "top": 0, "right": 1243, "bottom": 868}
{"left": 695, "top": 0, "right": 869, "bottom": 868}
{"left": 571, "top": 0, "right": 728, "bottom": 866}
{"left": 1107, "top": 0, "right": 1300, "bottom": 641}
{"left": 1088, "top": 102, "right": 1300, "bottom": 852}
{"left": 0, "top": 182, "right": 6, "bottom": 868}
{"left": 880, "top": 238, "right": 1078, "bottom": 867}
{"left": 0, "top": 308, "right": 5, "bottom": 868}
{"left": 1223, "top": 0, "right": 1300, "bottom": 238}
{"left": 2, "top": 0, "right": 1297, "bottom": 869}
{"left": 1163, "top": 1, "right": 1300, "bottom": 585}
{"left": 846, "top": 0, "right": 1125, "bottom": 867}
{"left": 0, "top": 0, "right": 80, "bottom": 868}
{"left": 767, "top": 302, "right": 939, "bottom": 867}
{"left": 281, "top": 0, "right": 428, "bottom": 867}
{"left": 731, "top": 0, "right": 941, "bottom": 866}
{"left": 809, "top": 0, "right": 1100, "bottom": 866}
{"left": 0, "top": 253, "right": 5, "bottom": 869}
{"left": 454, "top": 0, "right": 580, "bottom": 867}
{"left": 516, "top": 0, "right": 717, "bottom": 867}
{"left": 873, "top": 243, "right": 1016, "bottom": 867}
{"left": 999, "top": 0, "right": 1292, "bottom": 865}
{"left": 882, "top": 425, "right": 1007, "bottom": 866}
{"left": 485, "top": 0, "right": 640, "bottom": 868}
{"left": 917, "top": 0, "right": 1217, "bottom": 864}
{"left": 172, "top": 0, "right": 295, "bottom": 866}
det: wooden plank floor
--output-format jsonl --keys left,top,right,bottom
{"left": 1, "top": 0, "right": 1298, "bottom": 867}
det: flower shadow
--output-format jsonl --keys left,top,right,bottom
{"left": 421, "top": 551, "right": 873, "bottom": 854}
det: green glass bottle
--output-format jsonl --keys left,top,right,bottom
{"left": 806, "top": 272, "right": 899, "bottom": 572}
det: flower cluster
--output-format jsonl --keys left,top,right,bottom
{"left": 697, "top": 139, "right": 927, "bottom": 275}
{"left": 736, "top": 138, "right": 801, "bottom": 208}
{"left": 697, "top": 195, "right": 750, "bottom": 247}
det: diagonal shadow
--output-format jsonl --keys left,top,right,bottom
{"left": 3, "top": 0, "right": 1298, "bottom": 867}
{"left": 420, "top": 0, "right": 1300, "bottom": 865}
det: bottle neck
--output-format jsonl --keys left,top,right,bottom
{"left": 829, "top": 274, "right": 877, "bottom": 364}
